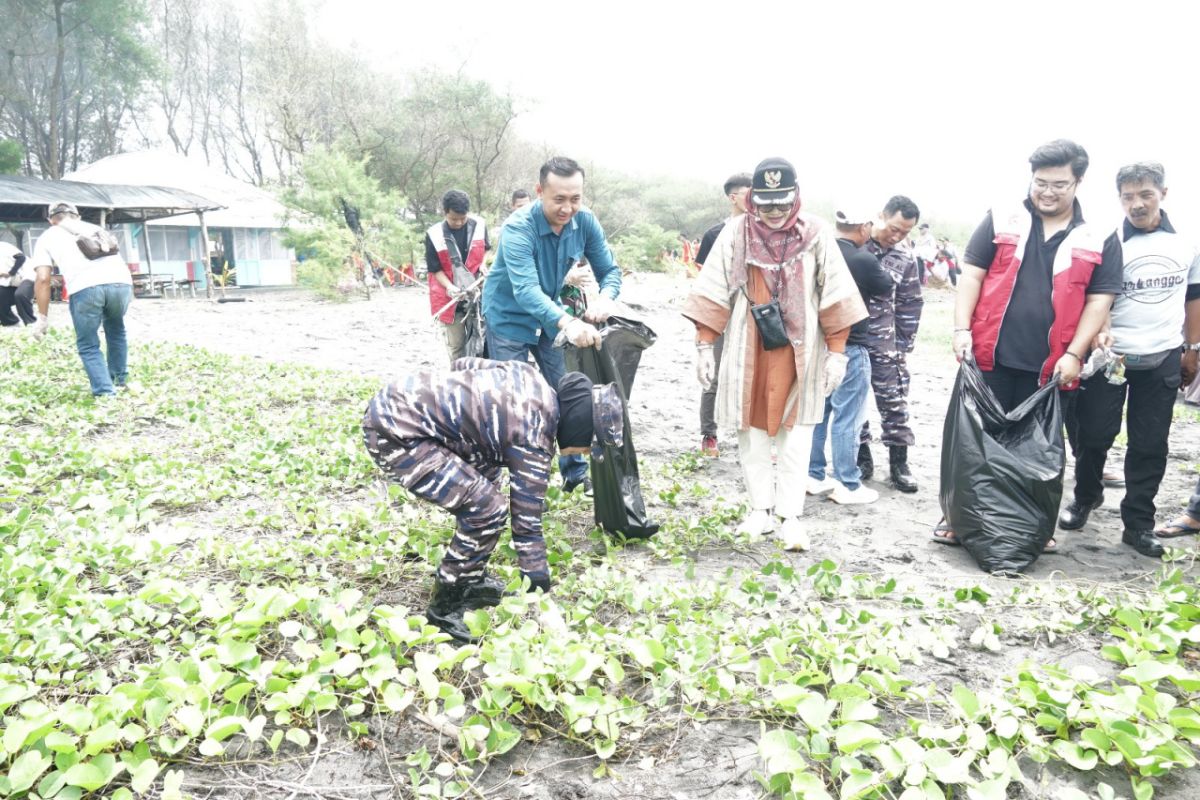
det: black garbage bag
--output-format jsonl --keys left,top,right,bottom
{"left": 939, "top": 358, "right": 1064, "bottom": 573}
{"left": 460, "top": 292, "right": 484, "bottom": 357}
{"left": 565, "top": 316, "right": 659, "bottom": 539}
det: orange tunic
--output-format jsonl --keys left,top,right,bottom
{"left": 745, "top": 267, "right": 796, "bottom": 435}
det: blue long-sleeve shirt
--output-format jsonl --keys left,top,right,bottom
{"left": 482, "top": 200, "right": 621, "bottom": 344}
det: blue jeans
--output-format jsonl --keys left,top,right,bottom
{"left": 68, "top": 283, "right": 132, "bottom": 396}
{"left": 486, "top": 328, "right": 589, "bottom": 485}
{"left": 809, "top": 344, "right": 872, "bottom": 489}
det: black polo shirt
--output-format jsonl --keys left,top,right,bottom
{"left": 964, "top": 198, "right": 1122, "bottom": 373}
{"left": 695, "top": 220, "right": 726, "bottom": 267}
{"left": 837, "top": 237, "right": 895, "bottom": 347}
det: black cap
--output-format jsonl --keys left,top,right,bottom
{"left": 751, "top": 157, "right": 798, "bottom": 206}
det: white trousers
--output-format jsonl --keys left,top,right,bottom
{"left": 738, "top": 424, "right": 815, "bottom": 518}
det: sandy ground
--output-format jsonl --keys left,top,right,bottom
{"left": 46, "top": 273, "right": 1200, "bottom": 798}
{"left": 109, "top": 273, "right": 1200, "bottom": 583}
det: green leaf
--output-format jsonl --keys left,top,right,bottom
{"left": 627, "top": 637, "right": 665, "bottom": 669}
{"left": 1052, "top": 739, "right": 1098, "bottom": 770}
{"left": 1122, "top": 661, "right": 1174, "bottom": 685}
{"left": 835, "top": 722, "right": 884, "bottom": 753}
{"left": 966, "top": 778, "right": 1009, "bottom": 800}
{"left": 161, "top": 768, "right": 184, "bottom": 800}
{"left": 994, "top": 716, "right": 1019, "bottom": 739}
{"left": 6, "top": 750, "right": 52, "bottom": 793}
{"left": 951, "top": 684, "right": 980, "bottom": 720}
{"left": 62, "top": 762, "right": 108, "bottom": 792}
{"left": 1131, "top": 776, "right": 1154, "bottom": 800}
{"left": 206, "top": 716, "right": 245, "bottom": 742}
{"left": 130, "top": 758, "right": 160, "bottom": 794}
{"left": 286, "top": 728, "right": 311, "bottom": 749}
{"left": 759, "top": 728, "right": 807, "bottom": 775}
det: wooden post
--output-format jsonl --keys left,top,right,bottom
{"left": 198, "top": 211, "right": 215, "bottom": 300}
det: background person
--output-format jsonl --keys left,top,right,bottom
{"left": 694, "top": 172, "right": 752, "bottom": 457}
{"left": 1059, "top": 162, "right": 1200, "bottom": 558}
{"left": 859, "top": 196, "right": 923, "bottom": 492}
{"left": 0, "top": 241, "right": 32, "bottom": 327}
{"left": 30, "top": 202, "right": 134, "bottom": 396}
{"left": 425, "top": 189, "right": 490, "bottom": 362}
{"left": 808, "top": 208, "right": 894, "bottom": 505}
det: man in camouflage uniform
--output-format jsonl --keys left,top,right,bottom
{"left": 363, "top": 359, "right": 622, "bottom": 642}
{"left": 859, "top": 195, "right": 924, "bottom": 492}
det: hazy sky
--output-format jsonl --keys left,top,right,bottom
{"left": 315, "top": 0, "right": 1195, "bottom": 229}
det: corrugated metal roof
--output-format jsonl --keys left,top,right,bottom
{"left": 0, "top": 174, "right": 222, "bottom": 224}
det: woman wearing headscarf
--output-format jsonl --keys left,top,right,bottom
{"left": 682, "top": 157, "right": 867, "bottom": 550}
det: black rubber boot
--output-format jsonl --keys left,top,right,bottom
{"left": 460, "top": 573, "right": 511, "bottom": 609}
{"left": 889, "top": 445, "right": 918, "bottom": 493}
{"left": 525, "top": 574, "right": 552, "bottom": 594}
{"left": 426, "top": 579, "right": 478, "bottom": 643}
{"left": 857, "top": 442, "right": 874, "bottom": 482}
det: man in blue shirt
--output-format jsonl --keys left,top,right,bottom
{"left": 483, "top": 156, "right": 622, "bottom": 492}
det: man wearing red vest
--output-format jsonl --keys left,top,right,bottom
{"left": 934, "top": 139, "right": 1122, "bottom": 548}
{"left": 425, "top": 190, "right": 490, "bottom": 362}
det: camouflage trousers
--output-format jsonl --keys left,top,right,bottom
{"left": 859, "top": 350, "right": 915, "bottom": 448}
{"left": 362, "top": 429, "right": 548, "bottom": 585}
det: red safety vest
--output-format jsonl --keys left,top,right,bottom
{"left": 971, "top": 202, "right": 1104, "bottom": 389}
{"left": 427, "top": 217, "right": 487, "bottom": 323}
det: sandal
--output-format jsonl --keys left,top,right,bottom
{"left": 931, "top": 519, "right": 959, "bottom": 546}
{"left": 1156, "top": 516, "right": 1200, "bottom": 539}
{"left": 1042, "top": 537, "right": 1059, "bottom": 554}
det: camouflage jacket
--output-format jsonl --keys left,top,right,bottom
{"left": 363, "top": 358, "right": 558, "bottom": 538}
{"left": 863, "top": 239, "right": 924, "bottom": 355}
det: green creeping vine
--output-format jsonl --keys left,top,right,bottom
{"left": 0, "top": 334, "right": 1197, "bottom": 799}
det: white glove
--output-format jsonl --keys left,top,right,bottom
{"left": 581, "top": 293, "right": 616, "bottom": 324}
{"left": 562, "top": 317, "right": 602, "bottom": 349}
{"left": 564, "top": 262, "right": 597, "bottom": 291}
{"left": 697, "top": 344, "right": 715, "bottom": 390}
{"left": 952, "top": 329, "right": 973, "bottom": 362}
{"left": 31, "top": 313, "right": 49, "bottom": 341}
{"left": 823, "top": 352, "right": 848, "bottom": 396}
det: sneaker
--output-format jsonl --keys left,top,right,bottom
{"left": 807, "top": 476, "right": 839, "bottom": 495}
{"left": 563, "top": 474, "right": 593, "bottom": 496}
{"left": 780, "top": 516, "right": 809, "bottom": 551}
{"left": 1102, "top": 470, "right": 1126, "bottom": 489}
{"left": 737, "top": 508, "right": 776, "bottom": 537}
{"left": 701, "top": 435, "right": 719, "bottom": 457}
{"left": 830, "top": 483, "right": 879, "bottom": 505}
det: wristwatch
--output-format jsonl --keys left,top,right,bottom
{"left": 1185, "top": 342, "right": 1200, "bottom": 352}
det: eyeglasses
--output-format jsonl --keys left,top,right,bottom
{"left": 1032, "top": 179, "right": 1076, "bottom": 194}
{"left": 757, "top": 202, "right": 792, "bottom": 213}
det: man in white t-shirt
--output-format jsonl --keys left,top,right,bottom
{"left": 1057, "top": 163, "right": 1200, "bottom": 558}
{"left": 31, "top": 202, "right": 134, "bottom": 396}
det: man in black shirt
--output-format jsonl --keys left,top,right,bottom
{"left": 694, "top": 172, "right": 752, "bottom": 457}
{"left": 808, "top": 209, "right": 895, "bottom": 504}
{"left": 935, "top": 139, "right": 1121, "bottom": 548}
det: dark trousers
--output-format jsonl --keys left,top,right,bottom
{"left": 0, "top": 285, "right": 17, "bottom": 326}
{"left": 14, "top": 280, "right": 34, "bottom": 323}
{"left": 1072, "top": 350, "right": 1180, "bottom": 531}
{"left": 1, "top": 281, "right": 35, "bottom": 325}
{"left": 699, "top": 334, "right": 724, "bottom": 437}
{"left": 362, "top": 430, "right": 549, "bottom": 585}
{"left": 860, "top": 349, "right": 914, "bottom": 447}
{"left": 981, "top": 364, "right": 1041, "bottom": 413}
